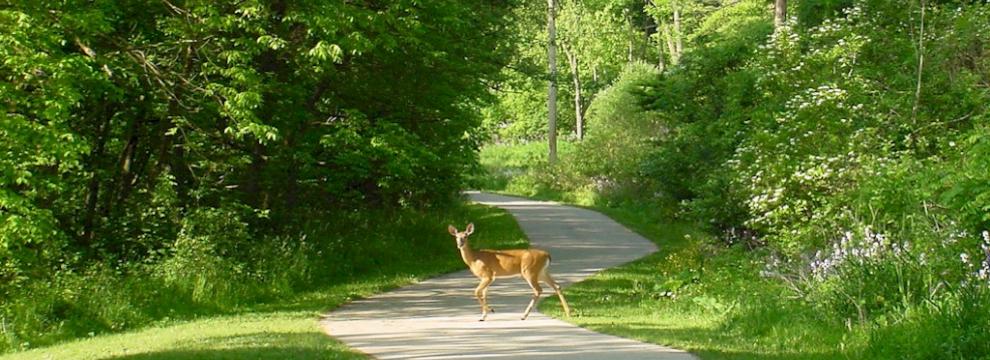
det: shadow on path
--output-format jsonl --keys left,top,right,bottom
{"left": 320, "top": 192, "right": 696, "bottom": 359}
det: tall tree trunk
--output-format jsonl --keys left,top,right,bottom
{"left": 624, "top": 11, "right": 634, "bottom": 62}
{"left": 775, "top": 0, "right": 787, "bottom": 29}
{"left": 912, "top": 0, "right": 926, "bottom": 122}
{"left": 672, "top": 0, "right": 683, "bottom": 56}
{"left": 565, "top": 46, "right": 584, "bottom": 140}
{"left": 115, "top": 113, "right": 142, "bottom": 208}
{"left": 246, "top": 142, "right": 267, "bottom": 209}
{"left": 148, "top": 46, "right": 195, "bottom": 201}
{"left": 112, "top": 118, "right": 135, "bottom": 217}
{"left": 662, "top": 22, "right": 680, "bottom": 65}
{"left": 657, "top": 35, "right": 666, "bottom": 71}
{"left": 547, "top": 0, "right": 558, "bottom": 165}
{"left": 82, "top": 102, "right": 115, "bottom": 246}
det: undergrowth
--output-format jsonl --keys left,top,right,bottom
{"left": 0, "top": 202, "right": 527, "bottom": 357}
{"left": 478, "top": 142, "right": 990, "bottom": 359}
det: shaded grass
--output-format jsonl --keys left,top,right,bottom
{"left": 0, "top": 201, "right": 528, "bottom": 360}
{"left": 468, "top": 141, "right": 579, "bottom": 193}
{"left": 472, "top": 143, "right": 861, "bottom": 358}
{"left": 479, "top": 143, "right": 990, "bottom": 359}
{"left": 535, "top": 199, "right": 990, "bottom": 359}
{"left": 533, "top": 200, "right": 864, "bottom": 359}
{"left": 0, "top": 311, "right": 362, "bottom": 360}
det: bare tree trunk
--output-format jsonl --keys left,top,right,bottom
{"left": 656, "top": 35, "right": 666, "bottom": 71}
{"left": 662, "top": 22, "right": 679, "bottom": 65}
{"left": 115, "top": 114, "right": 141, "bottom": 207}
{"left": 246, "top": 142, "right": 267, "bottom": 209}
{"left": 623, "top": 11, "right": 635, "bottom": 62}
{"left": 547, "top": 0, "right": 558, "bottom": 165}
{"left": 565, "top": 47, "right": 584, "bottom": 140}
{"left": 672, "top": 0, "right": 683, "bottom": 56}
{"left": 82, "top": 102, "right": 115, "bottom": 246}
{"left": 148, "top": 46, "right": 195, "bottom": 203}
{"left": 775, "top": 0, "right": 787, "bottom": 29}
{"left": 912, "top": 0, "right": 926, "bottom": 122}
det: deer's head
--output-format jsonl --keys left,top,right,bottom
{"left": 448, "top": 223, "right": 474, "bottom": 249}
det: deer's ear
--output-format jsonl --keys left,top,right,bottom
{"left": 448, "top": 225, "right": 458, "bottom": 236}
{"left": 465, "top": 223, "right": 474, "bottom": 235}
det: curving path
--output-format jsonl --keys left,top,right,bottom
{"left": 320, "top": 192, "right": 696, "bottom": 359}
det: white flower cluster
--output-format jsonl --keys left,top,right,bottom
{"left": 809, "top": 227, "right": 911, "bottom": 281}
{"left": 790, "top": 84, "right": 848, "bottom": 112}
{"left": 754, "top": 27, "right": 803, "bottom": 84}
{"left": 963, "top": 231, "right": 990, "bottom": 283}
{"left": 953, "top": 230, "right": 990, "bottom": 288}
{"left": 793, "top": 155, "right": 842, "bottom": 185}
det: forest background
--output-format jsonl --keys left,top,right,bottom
{"left": 1, "top": 0, "right": 989, "bottom": 358}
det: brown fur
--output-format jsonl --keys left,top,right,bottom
{"left": 449, "top": 223, "right": 571, "bottom": 321}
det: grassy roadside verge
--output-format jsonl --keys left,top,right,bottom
{"left": 531, "top": 198, "right": 860, "bottom": 359}
{"left": 481, "top": 137, "right": 989, "bottom": 359}
{"left": 0, "top": 202, "right": 527, "bottom": 360}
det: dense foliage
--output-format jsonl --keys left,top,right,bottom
{"left": 482, "top": 0, "right": 650, "bottom": 141}
{"left": 1, "top": 0, "right": 515, "bottom": 352}
{"left": 481, "top": 0, "right": 990, "bottom": 357}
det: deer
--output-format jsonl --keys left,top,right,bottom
{"left": 448, "top": 223, "right": 571, "bottom": 321}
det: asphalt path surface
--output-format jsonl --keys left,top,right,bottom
{"left": 320, "top": 192, "right": 696, "bottom": 359}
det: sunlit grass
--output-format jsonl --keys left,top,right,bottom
{"left": 0, "top": 309, "right": 360, "bottom": 360}
{"left": 537, "top": 202, "right": 864, "bottom": 359}
{"left": 0, "top": 202, "right": 528, "bottom": 360}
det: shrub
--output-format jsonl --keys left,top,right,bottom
{"left": 157, "top": 207, "right": 255, "bottom": 307}
{"left": 574, "top": 62, "right": 663, "bottom": 189}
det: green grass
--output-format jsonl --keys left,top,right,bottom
{"left": 0, "top": 202, "right": 528, "bottom": 360}
{"left": 479, "top": 142, "right": 990, "bottom": 359}
{"left": 0, "top": 298, "right": 363, "bottom": 360}
{"left": 474, "top": 142, "right": 858, "bottom": 358}
{"left": 532, "top": 201, "right": 863, "bottom": 359}
{"left": 474, "top": 142, "right": 856, "bottom": 358}
{"left": 469, "top": 141, "right": 579, "bottom": 192}
{"left": 543, "top": 202, "right": 985, "bottom": 359}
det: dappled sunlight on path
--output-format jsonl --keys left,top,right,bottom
{"left": 320, "top": 192, "right": 696, "bottom": 359}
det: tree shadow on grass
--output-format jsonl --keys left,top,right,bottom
{"left": 582, "top": 321, "right": 846, "bottom": 360}
{"left": 106, "top": 333, "right": 362, "bottom": 360}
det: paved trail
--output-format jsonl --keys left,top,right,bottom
{"left": 320, "top": 192, "right": 696, "bottom": 359}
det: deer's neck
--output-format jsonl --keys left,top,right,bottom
{"left": 459, "top": 244, "right": 478, "bottom": 265}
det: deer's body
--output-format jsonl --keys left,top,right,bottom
{"left": 460, "top": 248, "right": 548, "bottom": 279}
{"left": 449, "top": 224, "right": 571, "bottom": 321}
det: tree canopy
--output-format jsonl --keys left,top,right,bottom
{"left": 1, "top": 0, "right": 515, "bottom": 304}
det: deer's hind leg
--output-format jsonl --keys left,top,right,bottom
{"left": 540, "top": 271, "right": 571, "bottom": 317}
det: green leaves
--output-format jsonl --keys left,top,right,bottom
{"left": 307, "top": 41, "right": 343, "bottom": 63}
{"left": 484, "top": 0, "right": 646, "bottom": 141}
{"left": 0, "top": 1, "right": 517, "bottom": 348}
{"left": 942, "top": 125, "right": 990, "bottom": 230}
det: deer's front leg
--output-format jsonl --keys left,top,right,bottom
{"left": 474, "top": 276, "right": 494, "bottom": 321}
{"left": 521, "top": 274, "right": 543, "bottom": 320}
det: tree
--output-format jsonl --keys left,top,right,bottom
{"left": 482, "top": 0, "right": 652, "bottom": 143}
{"left": 560, "top": 0, "right": 587, "bottom": 140}
{"left": 775, "top": 0, "right": 787, "bottom": 28}
{"left": 0, "top": 0, "right": 516, "bottom": 291}
{"left": 648, "top": 0, "right": 685, "bottom": 66}
{"left": 547, "top": 0, "right": 560, "bottom": 164}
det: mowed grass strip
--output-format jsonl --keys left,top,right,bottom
{"left": 1, "top": 202, "right": 528, "bottom": 360}
{"left": 538, "top": 202, "right": 859, "bottom": 360}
